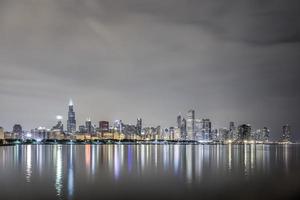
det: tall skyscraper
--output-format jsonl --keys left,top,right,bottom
{"left": 238, "top": 124, "right": 252, "bottom": 141}
{"left": 229, "top": 122, "right": 237, "bottom": 140}
{"left": 0, "top": 127, "right": 4, "bottom": 140}
{"left": 85, "top": 118, "right": 92, "bottom": 134}
{"left": 177, "top": 115, "right": 182, "bottom": 129}
{"left": 282, "top": 124, "right": 291, "bottom": 142}
{"left": 13, "top": 124, "right": 22, "bottom": 139}
{"left": 136, "top": 118, "right": 142, "bottom": 135}
{"left": 99, "top": 121, "right": 109, "bottom": 133}
{"left": 187, "top": 109, "right": 195, "bottom": 140}
{"left": 67, "top": 99, "right": 76, "bottom": 134}
{"left": 201, "top": 119, "right": 212, "bottom": 140}
{"left": 181, "top": 118, "right": 187, "bottom": 140}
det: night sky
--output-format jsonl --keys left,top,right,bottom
{"left": 0, "top": 0, "right": 299, "bottom": 140}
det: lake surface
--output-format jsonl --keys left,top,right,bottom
{"left": 0, "top": 144, "right": 300, "bottom": 200}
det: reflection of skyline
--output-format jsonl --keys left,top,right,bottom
{"left": 0, "top": 144, "right": 298, "bottom": 199}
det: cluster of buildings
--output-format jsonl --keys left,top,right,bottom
{"left": 0, "top": 100, "right": 293, "bottom": 144}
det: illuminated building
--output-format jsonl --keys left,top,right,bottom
{"left": 237, "top": 124, "right": 252, "bottom": 142}
{"left": 99, "top": 121, "right": 109, "bottom": 133}
{"left": 67, "top": 99, "right": 76, "bottom": 134}
{"left": 13, "top": 124, "right": 23, "bottom": 139}
{"left": 282, "top": 124, "right": 291, "bottom": 142}
{"left": 177, "top": 115, "right": 182, "bottom": 129}
{"left": 255, "top": 127, "right": 270, "bottom": 142}
{"left": 85, "top": 118, "right": 93, "bottom": 134}
{"left": 195, "top": 119, "right": 203, "bottom": 141}
{"left": 229, "top": 122, "right": 237, "bottom": 140}
{"left": 136, "top": 118, "right": 142, "bottom": 135}
{"left": 169, "top": 127, "right": 175, "bottom": 140}
{"left": 31, "top": 127, "right": 49, "bottom": 140}
{"left": 79, "top": 125, "right": 86, "bottom": 133}
{"left": 0, "top": 127, "right": 4, "bottom": 140}
{"left": 201, "top": 119, "right": 212, "bottom": 141}
{"left": 186, "top": 109, "right": 195, "bottom": 140}
{"left": 52, "top": 115, "right": 64, "bottom": 132}
{"left": 218, "top": 128, "right": 229, "bottom": 142}
{"left": 181, "top": 118, "right": 187, "bottom": 140}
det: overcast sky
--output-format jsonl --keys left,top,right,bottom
{"left": 0, "top": 0, "right": 299, "bottom": 139}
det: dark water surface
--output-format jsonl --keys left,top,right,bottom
{"left": 1, "top": 144, "right": 300, "bottom": 200}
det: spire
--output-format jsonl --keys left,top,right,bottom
{"left": 69, "top": 99, "right": 73, "bottom": 106}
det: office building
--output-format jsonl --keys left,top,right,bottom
{"left": 67, "top": 99, "right": 76, "bottom": 133}
{"left": 186, "top": 109, "right": 195, "bottom": 140}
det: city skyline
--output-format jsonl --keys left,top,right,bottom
{"left": 1, "top": 1, "right": 300, "bottom": 140}
{"left": 0, "top": 99, "right": 294, "bottom": 142}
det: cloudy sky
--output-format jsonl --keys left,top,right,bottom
{"left": 0, "top": 0, "right": 299, "bottom": 139}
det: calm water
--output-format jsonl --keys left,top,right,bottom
{"left": 1, "top": 144, "right": 300, "bottom": 200}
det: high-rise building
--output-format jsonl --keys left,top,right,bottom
{"left": 255, "top": 127, "right": 270, "bottom": 142}
{"left": 79, "top": 125, "right": 86, "bottom": 133}
{"left": 201, "top": 119, "right": 212, "bottom": 141}
{"left": 186, "top": 109, "right": 195, "bottom": 140}
{"left": 99, "top": 121, "right": 109, "bottom": 133}
{"left": 229, "top": 122, "right": 237, "bottom": 140}
{"left": 0, "top": 127, "right": 4, "bottom": 140}
{"left": 136, "top": 118, "right": 142, "bottom": 135}
{"left": 238, "top": 124, "right": 252, "bottom": 142}
{"left": 282, "top": 124, "right": 291, "bottom": 142}
{"left": 181, "top": 118, "right": 187, "bottom": 140}
{"left": 13, "top": 124, "right": 22, "bottom": 139}
{"left": 177, "top": 115, "right": 182, "bottom": 129}
{"left": 194, "top": 119, "right": 203, "bottom": 141}
{"left": 52, "top": 115, "right": 64, "bottom": 132}
{"left": 67, "top": 99, "right": 76, "bottom": 134}
{"left": 85, "top": 118, "right": 93, "bottom": 134}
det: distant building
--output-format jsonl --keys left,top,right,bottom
{"left": 136, "top": 118, "right": 142, "bottom": 135}
{"left": 181, "top": 118, "right": 187, "bottom": 140}
{"left": 67, "top": 99, "right": 76, "bottom": 134}
{"left": 195, "top": 119, "right": 203, "bottom": 141}
{"left": 201, "top": 119, "right": 212, "bottom": 141}
{"left": 218, "top": 128, "right": 229, "bottom": 142}
{"left": 85, "top": 118, "right": 93, "bottom": 134}
{"left": 177, "top": 115, "right": 182, "bottom": 129}
{"left": 13, "top": 124, "right": 22, "bottom": 139}
{"left": 79, "top": 125, "right": 86, "bottom": 133}
{"left": 282, "top": 124, "right": 291, "bottom": 142}
{"left": 52, "top": 116, "right": 64, "bottom": 132}
{"left": 238, "top": 124, "right": 252, "bottom": 141}
{"left": 255, "top": 127, "right": 270, "bottom": 142}
{"left": 99, "top": 121, "right": 109, "bottom": 133}
{"left": 31, "top": 127, "right": 48, "bottom": 140}
{"left": 229, "top": 122, "right": 237, "bottom": 140}
{"left": 186, "top": 109, "right": 195, "bottom": 140}
{"left": 0, "top": 127, "right": 4, "bottom": 140}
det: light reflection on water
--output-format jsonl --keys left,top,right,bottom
{"left": 0, "top": 144, "right": 300, "bottom": 200}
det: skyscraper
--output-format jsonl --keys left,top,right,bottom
{"left": 181, "top": 118, "right": 187, "bottom": 140}
{"left": 282, "top": 124, "right": 291, "bottom": 142}
{"left": 0, "top": 127, "right": 4, "bottom": 140}
{"left": 201, "top": 119, "right": 212, "bottom": 140}
{"left": 238, "top": 124, "right": 252, "bottom": 142}
{"left": 99, "top": 121, "right": 109, "bottom": 133}
{"left": 229, "top": 122, "right": 237, "bottom": 140}
{"left": 136, "top": 118, "right": 142, "bottom": 135}
{"left": 177, "top": 115, "right": 182, "bottom": 129}
{"left": 187, "top": 109, "right": 195, "bottom": 140}
{"left": 67, "top": 99, "right": 76, "bottom": 134}
{"left": 13, "top": 124, "right": 22, "bottom": 139}
{"left": 85, "top": 118, "right": 92, "bottom": 134}
{"left": 52, "top": 115, "right": 64, "bottom": 132}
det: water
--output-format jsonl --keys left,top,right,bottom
{"left": 0, "top": 144, "right": 300, "bottom": 200}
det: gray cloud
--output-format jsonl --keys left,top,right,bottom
{"left": 0, "top": 0, "right": 299, "bottom": 139}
